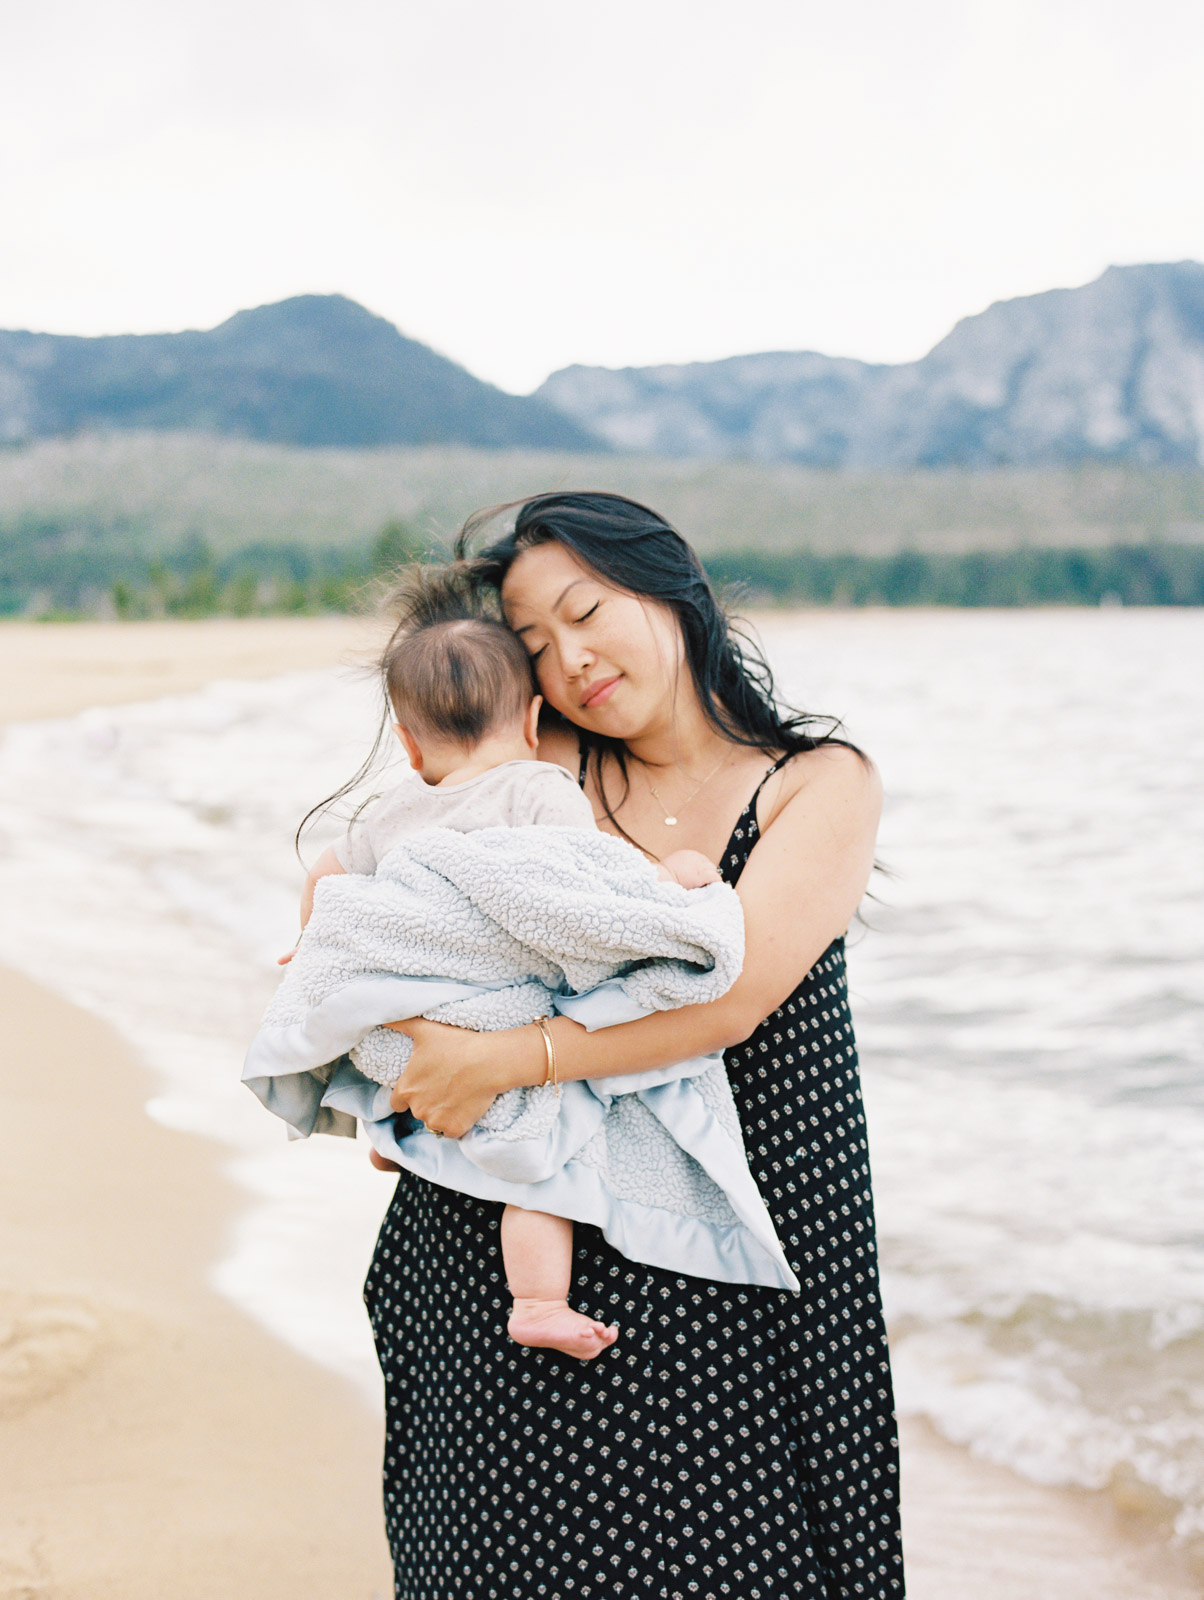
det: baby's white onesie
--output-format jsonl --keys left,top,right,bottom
{"left": 333, "top": 759, "right": 596, "bottom": 873}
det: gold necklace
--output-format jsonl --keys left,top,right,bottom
{"left": 642, "top": 747, "right": 734, "bottom": 827}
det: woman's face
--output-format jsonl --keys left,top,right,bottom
{"left": 500, "top": 540, "right": 685, "bottom": 739}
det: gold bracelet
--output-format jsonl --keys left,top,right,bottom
{"left": 534, "top": 1016, "right": 559, "bottom": 1097}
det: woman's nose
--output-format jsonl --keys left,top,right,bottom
{"left": 562, "top": 640, "right": 596, "bottom": 678}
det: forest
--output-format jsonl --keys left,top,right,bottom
{"left": 5, "top": 512, "right": 1201, "bottom": 617}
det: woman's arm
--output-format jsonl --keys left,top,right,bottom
{"left": 388, "top": 748, "right": 881, "bottom": 1138}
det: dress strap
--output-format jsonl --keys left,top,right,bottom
{"left": 750, "top": 751, "right": 794, "bottom": 803}
{"left": 720, "top": 754, "right": 795, "bottom": 883}
{"left": 734, "top": 752, "right": 797, "bottom": 839}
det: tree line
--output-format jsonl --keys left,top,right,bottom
{"left": 704, "top": 542, "right": 1204, "bottom": 607}
{"left": 2, "top": 514, "right": 1203, "bottom": 617}
{"left": 0, "top": 519, "right": 426, "bottom": 619}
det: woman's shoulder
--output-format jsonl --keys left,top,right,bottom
{"left": 757, "top": 741, "right": 881, "bottom": 833}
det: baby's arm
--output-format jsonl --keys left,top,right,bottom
{"left": 278, "top": 846, "right": 347, "bottom": 964}
{"left": 658, "top": 849, "right": 720, "bottom": 889}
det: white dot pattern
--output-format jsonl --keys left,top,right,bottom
{"left": 365, "top": 763, "right": 904, "bottom": 1599}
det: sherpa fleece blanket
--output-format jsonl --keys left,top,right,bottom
{"left": 243, "top": 825, "right": 798, "bottom": 1293}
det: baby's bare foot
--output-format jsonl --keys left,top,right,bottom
{"left": 508, "top": 1298, "right": 618, "bottom": 1360}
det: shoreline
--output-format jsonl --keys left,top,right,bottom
{"left": 0, "top": 963, "right": 394, "bottom": 1599}
{"left": 0, "top": 618, "right": 395, "bottom": 1598}
{"left": 0, "top": 615, "right": 1197, "bottom": 1599}
{"left": 899, "top": 1414, "right": 1198, "bottom": 1599}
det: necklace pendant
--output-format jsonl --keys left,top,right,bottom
{"left": 664, "top": 816, "right": 678, "bottom": 826}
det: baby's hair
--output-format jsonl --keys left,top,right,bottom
{"left": 295, "top": 562, "right": 534, "bottom": 852}
{"left": 381, "top": 564, "right": 535, "bottom": 746}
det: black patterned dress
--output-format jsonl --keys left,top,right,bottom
{"left": 365, "top": 760, "right": 905, "bottom": 1599}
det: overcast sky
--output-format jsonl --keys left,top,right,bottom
{"left": 3, "top": 0, "right": 1203, "bottom": 391}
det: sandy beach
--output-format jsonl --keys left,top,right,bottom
{"left": 0, "top": 616, "right": 384, "bottom": 725}
{"left": 0, "top": 617, "right": 1197, "bottom": 1600}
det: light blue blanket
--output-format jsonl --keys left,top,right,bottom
{"left": 243, "top": 826, "right": 798, "bottom": 1293}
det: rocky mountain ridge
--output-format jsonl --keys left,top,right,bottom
{"left": 536, "top": 263, "right": 1204, "bottom": 468}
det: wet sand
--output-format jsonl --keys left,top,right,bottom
{"left": 0, "top": 963, "right": 395, "bottom": 1600}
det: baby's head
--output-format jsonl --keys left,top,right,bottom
{"left": 381, "top": 565, "right": 539, "bottom": 783}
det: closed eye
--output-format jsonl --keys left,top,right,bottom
{"left": 524, "top": 599, "right": 598, "bottom": 664}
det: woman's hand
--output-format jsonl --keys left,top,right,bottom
{"left": 386, "top": 1017, "right": 523, "bottom": 1140}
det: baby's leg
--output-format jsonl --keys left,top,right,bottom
{"left": 501, "top": 1206, "right": 618, "bottom": 1360}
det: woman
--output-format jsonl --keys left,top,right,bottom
{"left": 366, "top": 492, "right": 904, "bottom": 1600}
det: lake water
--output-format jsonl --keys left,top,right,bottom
{"left": 0, "top": 608, "right": 1200, "bottom": 1559}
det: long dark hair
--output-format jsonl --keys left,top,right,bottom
{"left": 297, "top": 490, "right": 862, "bottom": 855}
{"left": 454, "top": 490, "right": 863, "bottom": 833}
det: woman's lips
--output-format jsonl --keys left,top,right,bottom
{"left": 581, "top": 675, "right": 621, "bottom": 709}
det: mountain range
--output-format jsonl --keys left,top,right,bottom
{"left": 537, "top": 262, "right": 1204, "bottom": 469}
{"left": 2, "top": 263, "right": 1203, "bottom": 466}
{"left": 0, "top": 295, "right": 596, "bottom": 453}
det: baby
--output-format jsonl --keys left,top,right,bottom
{"left": 287, "top": 589, "right": 719, "bottom": 1360}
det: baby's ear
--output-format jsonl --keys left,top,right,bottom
{"left": 523, "top": 695, "right": 543, "bottom": 750}
{"left": 394, "top": 723, "right": 424, "bottom": 771}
